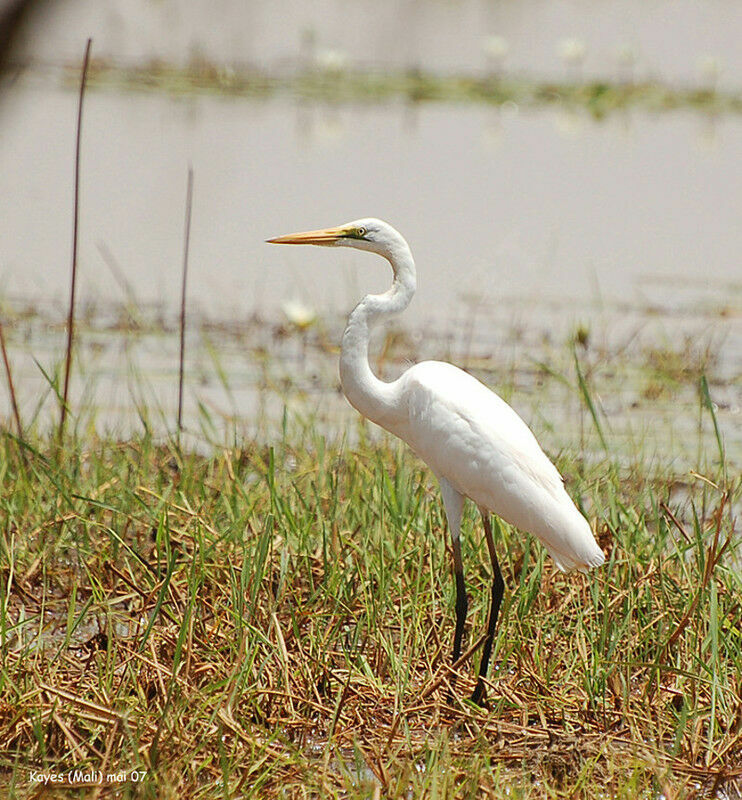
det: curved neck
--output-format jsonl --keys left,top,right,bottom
{"left": 339, "top": 241, "right": 416, "bottom": 430}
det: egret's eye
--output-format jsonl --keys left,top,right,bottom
{"left": 357, "top": 227, "right": 366, "bottom": 237}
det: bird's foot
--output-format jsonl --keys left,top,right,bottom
{"left": 470, "top": 681, "right": 488, "bottom": 708}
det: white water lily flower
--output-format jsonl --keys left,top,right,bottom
{"left": 282, "top": 299, "right": 317, "bottom": 330}
{"left": 557, "top": 38, "right": 587, "bottom": 66}
{"left": 483, "top": 35, "right": 509, "bottom": 62}
{"left": 315, "top": 49, "right": 348, "bottom": 73}
{"left": 697, "top": 55, "right": 721, "bottom": 83}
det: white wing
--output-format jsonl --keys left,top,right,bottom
{"left": 388, "top": 361, "right": 604, "bottom": 572}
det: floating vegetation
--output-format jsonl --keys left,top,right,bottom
{"left": 39, "top": 56, "right": 742, "bottom": 118}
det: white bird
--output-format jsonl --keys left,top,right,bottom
{"left": 267, "top": 218, "right": 605, "bottom": 704}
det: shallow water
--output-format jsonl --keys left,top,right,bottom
{"left": 0, "top": 2, "right": 740, "bottom": 464}
{"left": 2, "top": 85, "right": 741, "bottom": 324}
{"left": 5, "top": 294, "right": 740, "bottom": 476}
{"left": 14, "top": 0, "right": 742, "bottom": 89}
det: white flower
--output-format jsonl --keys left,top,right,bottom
{"left": 697, "top": 55, "right": 721, "bottom": 83}
{"left": 557, "top": 38, "right": 587, "bottom": 66}
{"left": 282, "top": 299, "right": 317, "bottom": 330}
{"left": 315, "top": 49, "right": 348, "bottom": 73}
{"left": 483, "top": 36, "right": 509, "bottom": 61}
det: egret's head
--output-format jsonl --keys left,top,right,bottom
{"left": 267, "top": 218, "right": 406, "bottom": 259}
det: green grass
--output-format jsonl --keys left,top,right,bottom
{"left": 0, "top": 376, "right": 740, "bottom": 797}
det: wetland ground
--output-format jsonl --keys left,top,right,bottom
{"left": 2, "top": 6, "right": 742, "bottom": 795}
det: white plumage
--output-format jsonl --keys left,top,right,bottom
{"left": 268, "top": 217, "right": 604, "bottom": 703}
{"left": 389, "top": 361, "right": 604, "bottom": 572}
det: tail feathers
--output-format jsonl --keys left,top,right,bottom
{"left": 550, "top": 544, "right": 605, "bottom": 573}
{"left": 540, "top": 507, "right": 605, "bottom": 573}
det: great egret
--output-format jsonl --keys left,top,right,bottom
{"left": 267, "top": 218, "right": 605, "bottom": 704}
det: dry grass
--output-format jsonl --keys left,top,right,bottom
{"left": 0, "top": 413, "right": 740, "bottom": 797}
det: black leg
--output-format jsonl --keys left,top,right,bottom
{"left": 448, "top": 535, "right": 468, "bottom": 699}
{"left": 451, "top": 537, "right": 468, "bottom": 662}
{"left": 471, "top": 511, "right": 505, "bottom": 706}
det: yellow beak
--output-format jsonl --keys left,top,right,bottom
{"left": 266, "top": 226, "right": 348, "bottom": 245}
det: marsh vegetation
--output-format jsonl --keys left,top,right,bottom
{"left": 2, "top": 4, "right": 742, "bottom": 795}
{"left": 0, "top": 295, "right": 740, "bottom": 797}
